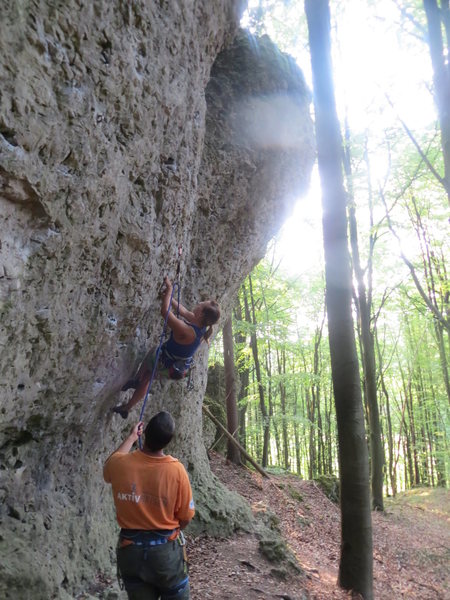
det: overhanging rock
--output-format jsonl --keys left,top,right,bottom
{"left": 0, "top": 2, "right": 313, "bottom": 597}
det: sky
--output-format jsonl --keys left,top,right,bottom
{"left": 241, "top": 0, "right": 439, "bottom": 278}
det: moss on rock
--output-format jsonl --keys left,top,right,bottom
{"left": 314, "top": 474, "right": 340, "bottom": 503}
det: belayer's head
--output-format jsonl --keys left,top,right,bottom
{"left": 144, "top": 411, "right": 175, "bottom": 452}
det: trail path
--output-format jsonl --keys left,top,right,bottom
{"left": 188, "top": 453, "right": 450, "bottom": 599}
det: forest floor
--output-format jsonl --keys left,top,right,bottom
{"left": 187, "top": 452, "right": 450, "bottom": 600}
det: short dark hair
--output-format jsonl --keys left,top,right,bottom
{"left": 144, "top": 411, "right": 175, "bottom": 452}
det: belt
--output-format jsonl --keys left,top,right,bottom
{"left": 119, "top": 528, "right": 177, "bottom": 548}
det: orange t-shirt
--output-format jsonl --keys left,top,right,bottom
{"left": 103, "top": 450, "right": 195, "bottom": 530}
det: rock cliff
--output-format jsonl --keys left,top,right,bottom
{"left": 0, "top": 1, "right": 314, "bottom": 597}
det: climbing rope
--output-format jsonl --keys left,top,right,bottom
{"left": 137, "top": 248, "right": 183, "bottom": 448}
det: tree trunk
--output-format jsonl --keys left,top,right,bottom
{"left": 305, "top": 1, "right": 373, "bottom": 597}
{"left": 423, "top": 0, "right": 450, "bottom": 204}
{"left": 312, "top": 319, "right": 325, "bottom": 475}
{"left": 345, "top": 134, "right": 385, "bottom": 510}
{"left": 403, "top": 436, "right": 411, "bottom": 489}
{"left": 316, "top": 393, "right": 325, "bottom": 475}
{"left": 293, "top": 378, "right": 302, "bottom": 476}
{"left": 277, "top": 348, "right": 290, "bottom": 471}
{"left": 433, "top": 401, "right": 447, "bottom": 486}
{"left": 306, "top": 388, "right": 315, "bottom": 479}
{"left": 247, "top": 277, "right": 270, "bottom": 467}
{"left": 234, "top": 296, "right": 250, "bottom": 452}
{"left": 223, "top": 316, "right": 241, "bottom": 465}
{"left": 376, "top": 334, "right": 397, "bottom": 496}
{"left": 407, "top": 381, "right": 421, "bottom": 485}
{"left": 435, "top": 321, "right": 450, "bottom": 405}
{"left": 325, "top": 389, "right": 333, "bottom": 474}
{"left": 265, "top": 342, "right": 279, "bottom": 465}
{"left": 409, "top": 194, "right": 450, "bottom": 403}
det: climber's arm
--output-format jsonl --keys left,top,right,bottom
{"left": 161, "top": 277, "right": 195, "bottom": 343}
{"left": 171, "top": 297, "right": 194, "bottom": 321}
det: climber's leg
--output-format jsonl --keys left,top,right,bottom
{"left": 113, "top": 349, "right": 169, "bottom": 418}
{"left": 125, "top": 376, "right": 152, "bottom": 412}
{"left": 121, "top": 378, "right": 139, "bottom": 392}
{"left": 120, "top": 348, "right": 155, "bottom": 392}
{"left": 112, "top": 374, "right": 151, "bottom": 419}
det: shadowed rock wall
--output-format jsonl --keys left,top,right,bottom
{"left": 0, "top": 2, "right": 314, "bottom": 598}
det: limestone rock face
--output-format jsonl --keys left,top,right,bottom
{"left": 0, "top": 2, "right": 313, "bottom": 598}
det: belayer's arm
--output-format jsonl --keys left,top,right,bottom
{"left": 105, "top": 422, "right": 143, "bottom": 462}
{"left": 179, "top": 519, "right": 191, "bottom": 529}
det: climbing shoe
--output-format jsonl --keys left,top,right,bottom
{"left": 112, "top": 406, "right": 129, "bottom": 419}
{"left": 121, "top": 379, "right": 139, "bottom": 392}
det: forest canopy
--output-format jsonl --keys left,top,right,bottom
{"left": 208, "top": 0, "right": 449, "bottom": 500}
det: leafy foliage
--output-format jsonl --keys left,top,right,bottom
{"left": 207, "top": 0, "right": 449, "bottom": 494}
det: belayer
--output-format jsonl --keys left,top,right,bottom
{"left": 103, "top": 412, "right": 194, "bottom": 599}
{"left": 113, "top": 276, "right": 220, "bottom": 419}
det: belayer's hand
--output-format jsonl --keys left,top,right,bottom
{"left": 131, "top": 421, "right": 144, "bottom": 442}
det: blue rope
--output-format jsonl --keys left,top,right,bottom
{"left": 138, "top": 281, "right": 180, "bottom": 449}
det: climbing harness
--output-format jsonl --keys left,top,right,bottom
{"left": 119, "top": 528, "right": 177, "bottom": 547}
{"left": 160, "top": 346, "right": 194, "bottom": 379}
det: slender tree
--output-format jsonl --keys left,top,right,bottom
{"left": 233, "top": 297, "right": 250, "bottom": 450}
{"left": 247, "top": 276, "right": 270, "bottom": 467}
{"left": 277, "top": 348, "right": 290, "bottom": 470}
{"left": 344, "top": 133, "right": 385, "bottom": 510}
{"left": 223, "top": 316, "right": 241, "bottom": 465}
{"left": 376, "top": 331, "right": 397, "bottom": 496}
{"left": 423, "top": 0, "right": 450, "bottom": 205}
{"left": 305, "top": 0, "right": 373, "bottom": 597}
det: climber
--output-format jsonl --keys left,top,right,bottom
{"left": 113, "top": 276, "right": 220, "bottom": 419}
{"left": 103, "top": 411, "right": 194, "bottom": 599}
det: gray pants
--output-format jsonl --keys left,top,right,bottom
{"left": 117, "top": 540, "right": 189, "bottom": 599}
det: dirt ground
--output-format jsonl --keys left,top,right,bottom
{"left": 187, "top": 452, "right": 450, "bottom": 600}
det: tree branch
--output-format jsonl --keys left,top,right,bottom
{"left": 385, "top": 95, "right": 448, "bottom": 191}
{"left": 380, "top": 189, "right": 450, "bottom": 332}
{"left": 202, "top": 405, "right": 270, "bottom": 478}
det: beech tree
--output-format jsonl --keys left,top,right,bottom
{"left": 233, "top": 297, "right": 250, "bottom": 451}
{"left": 423, "top": 0, "right": 450, "bottom": 204}
{"left": 246, "top": 275, "right": 271, "bottom": 467}
{"left": 305, "top": 0, "right": 373, "bottom": 597}
{"left": 223, "top": 316, "right": 241, "bottom": 465}
{"left": 343, "top": 133, "right": 385, "bottom": 510}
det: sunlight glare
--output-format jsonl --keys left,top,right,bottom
{"left": 274, "top": 167, "right": 323, "bottom": 276}
{"left": 335, "top": 0, "right": 435, "bottom": 131}
{"left": 242, "top": 0, "right": 438, "bottom": 278}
